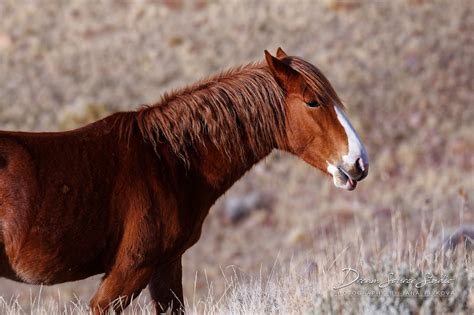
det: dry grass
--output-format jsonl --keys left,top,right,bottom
{"left": 0, "top": 206, "right": 472, "bottom": 314}
{"left": 0, "top": 0, "right": 472, "bottom": 314}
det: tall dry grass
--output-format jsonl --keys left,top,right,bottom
{"left": 1, "top": 204, "right": 471, "bottom": 314}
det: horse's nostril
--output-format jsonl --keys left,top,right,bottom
{"left": 352, "top": 157, "right": 368, "bottom": 181}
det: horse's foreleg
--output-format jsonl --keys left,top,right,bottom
{"left": 89, "top": 262, "right": 153, "bottom": 315}
{"left": 149, "top": 257, "right": 184, "bottom": 314}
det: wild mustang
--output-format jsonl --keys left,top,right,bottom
{"left": 0, "top": 48, "right": 368, "bottom": 314}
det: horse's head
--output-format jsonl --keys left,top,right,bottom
{"left": 265, "top": 48, "right": 368, "bottom": 191}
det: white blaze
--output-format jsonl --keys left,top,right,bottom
{"left": 334, "top": 105, "right": 368, "bottom": 168}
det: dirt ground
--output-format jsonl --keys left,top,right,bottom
{"left": 0, "top": 0, "right": 472, "bottom": 313}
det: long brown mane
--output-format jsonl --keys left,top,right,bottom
{"left": 135, "top": 62, "right": 288, "bottom": 163}
{"left": 133, "top": 58, "right": 343, "bottom": 164}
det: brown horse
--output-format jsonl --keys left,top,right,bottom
{"left": 0, "top": 48, "right": 368, "bottom": 314}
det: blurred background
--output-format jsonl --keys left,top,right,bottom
{"left": 0, "top": 0, "right": 472, "bottom": 313}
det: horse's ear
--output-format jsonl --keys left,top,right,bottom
{"left": 264, "top": 50, "right": 299, "bottom": 91}
{"left": 276, "top": 47, "right": 288, "bottom": 59}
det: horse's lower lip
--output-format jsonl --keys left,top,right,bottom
{"left": 337, "top": 167, "right": 357, "bottom": 191}
{"left": 347, "top": 177, "right": 357, "bottom": 190}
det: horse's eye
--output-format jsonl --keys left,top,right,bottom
{"left": 306, "top": 100, "right": 320, "bottom": 108}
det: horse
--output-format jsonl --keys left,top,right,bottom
{"left": 0, "top": 48, "right": 368, "bottom": 314}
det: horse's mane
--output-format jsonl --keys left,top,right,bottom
{"left": 135, "top": 62, "right": 287, "bottom": 163}
{"left": 132, "top": 56, "right": 342, "bottom": 164}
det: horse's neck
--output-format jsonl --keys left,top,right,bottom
{"left": 144, "top": 135, "right": 270, "bottom": 237}
{"left": 138, "top": 63, "right": 285, "bottom": 209}
{"left": 182, "top": 138, "right": 272, "bottom": 209}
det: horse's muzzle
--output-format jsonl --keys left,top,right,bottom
{"left": 331, "top": 157, "right": 369, "bottom": 191}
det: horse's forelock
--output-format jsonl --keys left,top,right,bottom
{"left": 287, "top": 57, "right": 344, "bottom": 108}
